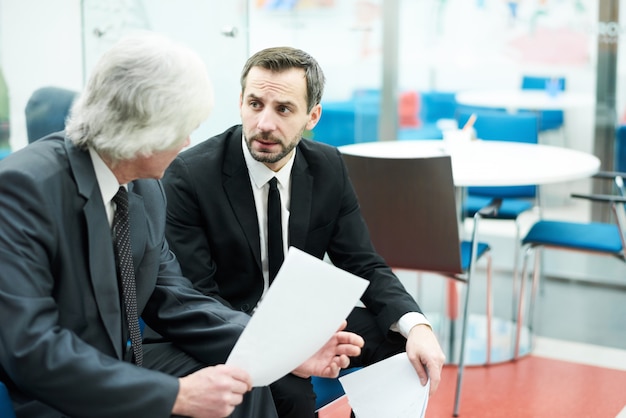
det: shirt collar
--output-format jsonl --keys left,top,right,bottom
{"left": 241, "top": 134, "right": 296, "bottom": 188}
{"left": 88, "top": 147, "right": 123, "bottom": 204}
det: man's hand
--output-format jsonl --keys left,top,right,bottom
{"left": 406, "top": 324, "right": 446, "bottom": 396}
{"left": 292, "top": 320, "right": 364, "bottom": 379}
{"left": 172, "top": 364, "right": 252, "bottom": 418}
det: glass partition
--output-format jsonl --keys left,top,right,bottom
{"left": 0, "top": 0, "right": 614, "bottom": 158}
{"left": 248, "top": 0, "right": 385, "bottom": 145}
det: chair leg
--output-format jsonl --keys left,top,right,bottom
{"left": 514, "top": 246, "right": 533, "bottom": 360}
{"left": 527, "top": 248, "right": 542, "bottom": 337}
{"left": 452, "top": 277, "right": 472, "bottom": 417}
{"left": 511, "top": 219, "right": 522, "bottom": 322}
{"left": 485, "top": 254, "right": 493, "bottom": 365}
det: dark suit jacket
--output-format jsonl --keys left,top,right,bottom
{"left": 163, "top": 125, "right": 421, "bottom": 338}
{"left": 0, "top": 134, "right": 250, "bottom": 418}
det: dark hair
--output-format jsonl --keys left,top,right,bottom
{"left": 240, "top": 47, "right": 325, "bottom": 113}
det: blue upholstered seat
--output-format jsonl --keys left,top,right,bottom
{"left": 0, "top": 381, "right": 16, "bottom": 418}
{"left": 460, "top": 241, "right": 490, "bottom": 270}
{"left": 311, "top": 367, "right": 361, "bottom": 411}
{"left": 463, "top": 195, "right": 534, "bottom": 221}
{"left": 523, "top": 220, "right": 623, "bottom": 254}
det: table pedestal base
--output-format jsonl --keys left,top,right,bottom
{"left": 427, "top": 312, "right": 532, "bottom": 366}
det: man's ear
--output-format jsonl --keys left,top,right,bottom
{"left": 305, "top": 104, "right": 322, "bottom": 131}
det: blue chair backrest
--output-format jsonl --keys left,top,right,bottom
{"left": 521, "top": 76, "right": 566, "bottom": 131}
{"left": 521, "top": 75, "right": 566, "bottom": 92}
{"left": 352, "top": 88, "right": 381, "bottom": 101}
{"left": 0, "top": 381, "right": 16, "bottom": 418}
{"left": 457, "top": 108, "right": 538, "bottom": 144}
{"left": 313, "top": 99, "right": 379, "bottom": 147}
{"left": 457, "top": 108, "right": 539, "bottom": 198}
{"left": 419, "top": 91, "right": 457, "bottom": 124}
{"left": 25, "top": 86, "right": 78, "bottom": 143}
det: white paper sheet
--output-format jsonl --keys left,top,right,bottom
{"left": 339, "top": 352, "right": 430, "bottom": 418}
{"left": 226, "top": 247, "right": 369, "bottom": 387}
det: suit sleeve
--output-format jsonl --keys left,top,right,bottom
{"left": 132, "top": 178, "right": 250, "bottom": 365}
{"left": 161, "top": 156, "right": 233, "bottom": 308}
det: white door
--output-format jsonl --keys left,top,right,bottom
{"left": 81, "top": 0, "right": 249, "bottom": 146}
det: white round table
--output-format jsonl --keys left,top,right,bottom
{"left": 339, "top": 140, "right": 600, "bottom": 187}
{"left": 455, "top": 89, "right": 594, "bottom": 112}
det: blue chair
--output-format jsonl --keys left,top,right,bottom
{"left": 0, "top": 381, "right": 16, "bottom": 418}
{"left": 521, "top": 75, "right": 566, "bottom": 132}
{"left": 311, "top": 367, "right": 361, "bottom": 411}
{"left": 456, "top": 109, "right": 540, "bottom": 290}
{"left": 25, "top": 86, "right": 78, "bottom": 143}
{"left": 420, "top": 90, "right": 458, "bottom": 124}
{"left": 313, "top": 98, "right": 379, "bottom": 147}
{"left": 399, "top": 90, "right": 458, "bottom": 140}
{"left": 457, "top": 108, "right": 539, "bottom": 202}
{"left": 0, "top": 148, "right": 10, "bottom": 160}
{"left": 515, "top": 172, "right": 626, "bottom": 358}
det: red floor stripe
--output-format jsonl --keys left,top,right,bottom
{"left": 426, "top": 356, "right": 626, "bottom": 417}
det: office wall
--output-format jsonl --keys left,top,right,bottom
{"left": 0, "top": 0, "right": 620, "bottom": 154}
{"left": 0, "top": 0, "right": 82, "bottom": 151}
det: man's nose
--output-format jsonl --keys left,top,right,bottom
{"left": 256, "top": 109, "right": 277, "bottom": 132}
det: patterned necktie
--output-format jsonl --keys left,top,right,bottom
{"left": 267, "top": 177, "right": 284, "bottom": 283}
{"left": 112, "top": 187, "right": 143, "bottom": 366}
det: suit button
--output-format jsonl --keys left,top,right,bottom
{"left": 240, "top": 304, "right": 250, "bottom": 312}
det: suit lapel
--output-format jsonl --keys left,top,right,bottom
{"left": 288, "top": 147, "right": 313, "bottom": 250}
{"left": 223, "top": 133, "right": 263, "bottom": 271}
{"left": 66, "top": 138, "right": 123, "bottom": 358}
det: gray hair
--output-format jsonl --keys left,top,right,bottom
{"left": 240, "top": 46, "right": 325, "bottom": 113}
{"left": 66, "top": 31, "right": 213, "bottom": 162}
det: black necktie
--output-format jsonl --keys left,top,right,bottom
{"left": 112, "top": 187, "right": 143, "bottom": 366}
{"left": 267, "top": 177, "right": 284, "bottom": 283}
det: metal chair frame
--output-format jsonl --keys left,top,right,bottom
{"left": 342, "top": 153, "right": 499, "bottom": 417}
{"left": 515, "top": 172, "right": 626, "bottom": 358}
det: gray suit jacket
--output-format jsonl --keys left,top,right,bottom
{"left": 0, "top": 134, "right": 250, "bottom": 417}
{"left": 163, "top": 125, "right": 421, "bottom": 338}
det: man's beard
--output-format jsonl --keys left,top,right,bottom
{"left": 246, "top": 133, "right": 299, "bottom": 164}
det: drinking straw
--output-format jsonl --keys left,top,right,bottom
{"left": 462, "top": 113, "right": 477, "bottom": 131}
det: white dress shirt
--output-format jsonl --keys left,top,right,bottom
{"left": 241, "top": 136, "right": 430, "bottom": 337}
{"left": 241, "top": 137, "right": 294, "bottom": 298}
{"left": 89, "top": 148, "right": 124, "bottom": 226}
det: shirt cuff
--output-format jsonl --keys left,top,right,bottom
{"left": 391, "top": 312, "right": 432, "bottom": 339}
